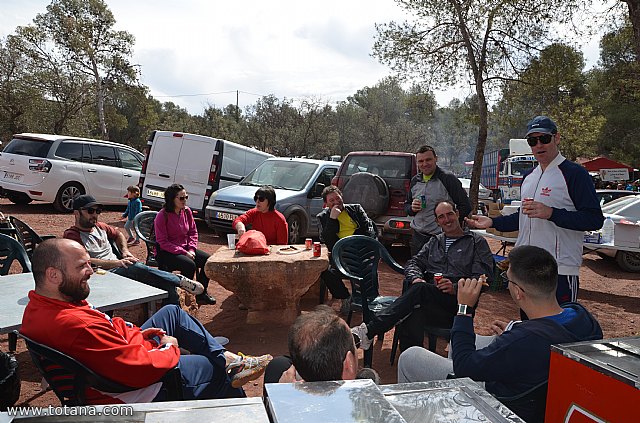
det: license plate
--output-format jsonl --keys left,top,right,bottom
{"left": 216, "top": 212, "right": 238, "bottom": 221}
{"left": 3, "top": 171, "right": 23, "bottom": 182}
{"left": 146, "top": 189, "right": 164, "bottom": 198}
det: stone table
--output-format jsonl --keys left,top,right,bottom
{"left": 205, "top": 244, "right": 329, "bottom": 324}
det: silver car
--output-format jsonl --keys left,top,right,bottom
{"left": 205, "top": 158, "right": 340, "bottom": 243}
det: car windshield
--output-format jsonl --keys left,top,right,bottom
{"left": 602, "top": 196, "right": 640, "bottom": 215}
{"left": 240, "top": 160, "right": 318, "bottom": 191}
{"left": 3, "top": 138, "right": 53, "bottom": 158}
{"left": 511, "top": 161, "right": 536, "bottom": 176}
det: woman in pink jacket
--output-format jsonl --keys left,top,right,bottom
{"left": 154, "top": 184, "right": 215, "bottom": 305}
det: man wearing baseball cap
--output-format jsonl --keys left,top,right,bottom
{"left": 466, "top": 116, "right": 604, "bottom": 306}
{"left": 64, "top": 194, "right": 206, "bottom": 305}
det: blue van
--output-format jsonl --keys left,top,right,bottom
{"left": 204, "top": 157, "right": 340, "bottom": 243}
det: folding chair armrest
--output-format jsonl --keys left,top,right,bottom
{"left": 41, "top": 235, "right": 57, "bottom": 240}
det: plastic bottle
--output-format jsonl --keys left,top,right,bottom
{"left": 601, "top": 217, "right": 615, "bottom": 244}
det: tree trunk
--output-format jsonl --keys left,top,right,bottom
{"left": 625, "top": 0, "right": 640, "bottom": 62}
{"left": 96, "top": 79, "right": 108, "bottom": 140}
{"left": 471, "top": 86, "right": 489, "bottom": 215}
{"left": 92, "top": 60, "right": 108, "bottom": 140}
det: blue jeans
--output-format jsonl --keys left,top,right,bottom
{"left": 123, "top": 219, "right": 136, "bottom": 240}
{"left": 141, "top": 305, "right": 245, "bottom": 400}
{"left": 110, "top": 262, "right": 180, "bottom": 306}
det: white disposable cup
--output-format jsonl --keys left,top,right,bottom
{"left": 227, "top": 233, "right": 236, "bottom": 249}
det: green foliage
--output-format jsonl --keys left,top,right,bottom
{"left": 587, "top": 21, "right": 640, "bottom": 166}
{"left": 491, "top": 42, "right": 601, "bottom": 160}
{"left": 372, "top": 0, "right": 594, "bottom": 205}
{"left": 15, "top": 0, "right": 138, "bottom": 139}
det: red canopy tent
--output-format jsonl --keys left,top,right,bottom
{"left": 577, "top": 156, "right": 634, "bottom": 172}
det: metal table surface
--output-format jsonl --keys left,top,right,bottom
{"left": 0, "top": 397, "right": 269, "bottom": 422}
{"left": 0, "top": 271, "right": 167, "bottom": 335}
{"left": 265, "top": 378, "right": 525, "bottom": 423}
{"left": 265, "top": 379, "right": 405, "bottom": 423}
{"left": 380, "top": 378, "right": 525, "bottom": 423}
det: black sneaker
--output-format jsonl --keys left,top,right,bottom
{"left": 196, "top": 293, "right": 217, "bottom": 305}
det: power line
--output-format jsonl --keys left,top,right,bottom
{"left": 155, "top": 90, "right": 267, "bottom": 98}
{"left": 154, "top": 90, "right": 235, "bottom": 98}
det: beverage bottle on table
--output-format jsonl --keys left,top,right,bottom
{"left": 601, "top": 217, "right": 615, "bottom": 244}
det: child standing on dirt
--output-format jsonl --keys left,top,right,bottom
{"left": 121, "top": 185, "right": 142, "bottom": 246}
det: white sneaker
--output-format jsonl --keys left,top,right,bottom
{"left": 351, "top": 322, "right": 373, "bottom": 350}
{"left": 177, "top": 275, "right": 204, "bottom": 295}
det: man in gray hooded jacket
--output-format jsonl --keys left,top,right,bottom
{"left": 352, "top": 200, "right": 494, "bottom": 352}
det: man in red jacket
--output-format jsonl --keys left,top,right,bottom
{"left": 21, "top": 238, "right": 272, "bottom": 404}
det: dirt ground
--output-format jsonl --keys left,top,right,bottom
{"left": 1, "top": 198, "right": 638, "bottom": 407}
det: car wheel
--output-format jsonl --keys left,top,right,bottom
{"left": 616, "top": 251, "right": 640, "bottom": 272}
{"left": 287, "top": 214, "right": 303, "bottom": 244}
{"left": 7, "top": 192, "right": 32, "bottom": 205}
{"left": 54, "top": 183, "right": 84, "bottom": 213}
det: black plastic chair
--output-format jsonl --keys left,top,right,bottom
{"left": 496, "top": 381, "right": 548, "bottom": 423}
{"left": 134, "top": 211, "right": 160, "bottom": 267}
{"left": 388, "top": 287, "right": 453, "bottom": 365}
{"left": 17, "top": 331, "right": 183, "bottom": 405}
{"left": 332, "top": 235, "right": 403, "bottom": 367}
{"left": 0, "top": 233, "right": 32, "bottom": 275}
{"left": 9, "top": 216, "right": 56, "bottom": 259}
{"left": 0, "top": 233, "right": 32, "bottom": 352}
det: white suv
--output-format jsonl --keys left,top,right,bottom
{"left": 0, "top": 133, "right": 144, "bottom": 212}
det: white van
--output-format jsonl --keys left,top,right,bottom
{"left": 139, "top": 131, "right": 273, "bottom": 217}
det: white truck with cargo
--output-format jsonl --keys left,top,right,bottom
{"left": 480, "top": 138, "right": 537, "bottom": 203}
{"left": 139, "top": 131, "right": 272, "bottom": 217}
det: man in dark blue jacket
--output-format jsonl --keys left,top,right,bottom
{"left": 397, "top": 245, "right": 602, "bottom": 422}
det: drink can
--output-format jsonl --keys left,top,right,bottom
{"left": 523, "top": 197, "right": 534, "bottom": 203}
{"left": 434, "top": 273, "right": 443, "bottom": 284}
{"left": 305, "top": 238, "right": 313, "bottom": 249}
{"left": 313, "top": 242, "right": 321, "bottom": 257}
{"left": 420, "top": 195, "right": 427, "bottom": 209}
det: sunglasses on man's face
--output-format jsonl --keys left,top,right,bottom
{"left": 254, "top": 196, "right": 266, "bottom": 202}
{"left": 83, "top": 207, "right": 102, "bottom": 215}
{"left": 526, "top": 134, "right": 554, "bottom": 147}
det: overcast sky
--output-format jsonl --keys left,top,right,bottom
{"left": 1, "top": 0, "right": 608, "bottom": 115}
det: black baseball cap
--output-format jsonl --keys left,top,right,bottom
{"left": 73, "top": 194, "right": 103, "bottom": 210}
